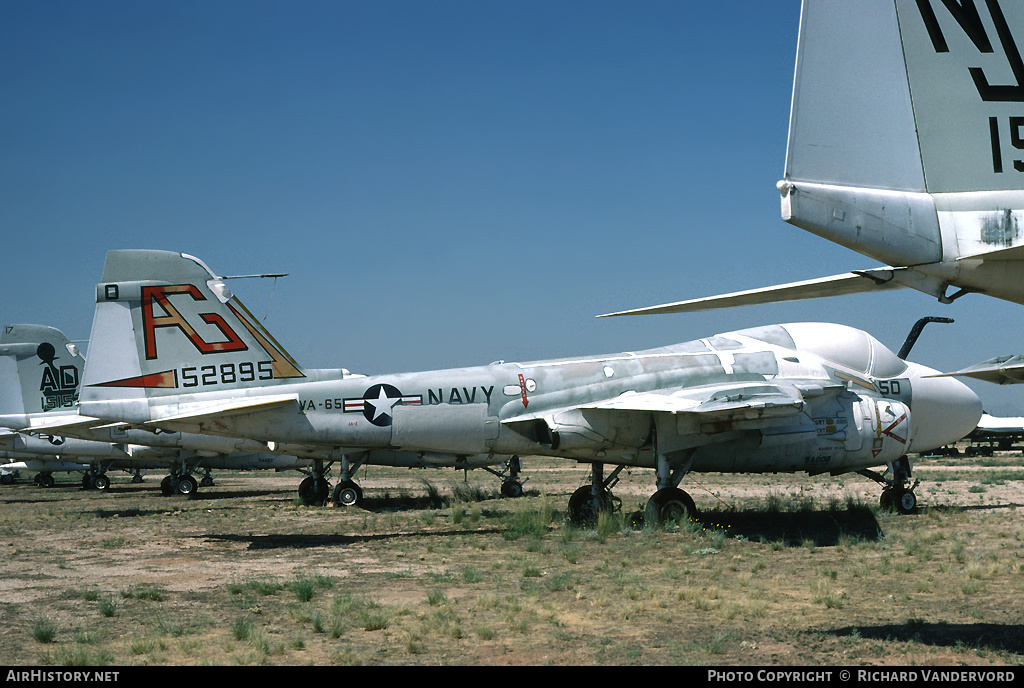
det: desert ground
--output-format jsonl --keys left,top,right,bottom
{"left": 1, "top": 445, "right": 1022, "bottom": 667}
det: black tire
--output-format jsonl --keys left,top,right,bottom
{"left": 298, "top": 477, "right": 315, "bottom": 504}
{"left": 500, "top": 480, "right": 523, "bottom": 498}
{"left": 93, "top": 474, "right": 110, "bottom": 491}
{"left": 299, "top": 477, "right": 330, "bottom": 505}
{"left": 645, "top": 487, "right": 698, "bottom": 526}
{"left": 567, "top": 485, "right": 605, "bottom": 526}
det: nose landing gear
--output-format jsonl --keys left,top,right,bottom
{"left": 859, "top": 455, "right": 919, "bottom": 514}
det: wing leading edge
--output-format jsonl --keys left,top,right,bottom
{"left": 598, "top": 270, "right": 909, "bottom": 317}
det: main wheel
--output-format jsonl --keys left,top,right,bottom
{"left": 645, "top": 487, "right": 698, "bottom": 526}
{"left": 176, "top": 475, "right": 198, "bottom": 495}
{"left": 332, "top": 480, "right": 363, "bottom": 507}
{"left": 92, "top": 474, "right": 110, "bottom": 491}
{"left": 567, "top": 485, "right": 605, "bottom": 526}
{"left": 299, "top": 477, "right": 330, "bottom": 505}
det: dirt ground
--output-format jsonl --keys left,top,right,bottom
{"left": 1, "top": 445, "right": 1022, "bottom": 667}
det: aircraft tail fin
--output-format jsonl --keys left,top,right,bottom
{"left": 0, "top": 324, "right": 84, "bottom": 419}
{"left": 782, "top": 0, "right": 1024, "bottom": 267}
{"left": 80, "top": 250, "right": 305, "bottom": 420}
{"left": 600, "top": 1, "right": 1024, "bottom": 319}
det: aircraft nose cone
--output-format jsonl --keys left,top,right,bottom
{"left": 908, "top": 364, "right": 983, "bottom": 453}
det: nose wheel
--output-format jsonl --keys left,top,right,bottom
{"left": 879, "top": 486, "right": 917, "bottom": 514}
{"left": 859, "top": 455, "right": 919, "bottom": 514}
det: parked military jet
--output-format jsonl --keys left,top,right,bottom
{"left": 0, "top": 458, "right": 96, "bottom": 487}
{"left": 967, "top": 412, "right": 1024, "bottom": 452}
{"left": 0, "top": 430, "right": 151, "bottom": 489}
{"left": 5, "top": 322, "right": 524, "bottom": 503}
{"left": 70, "top": 250, "right": 982, "bottom": 520}
{"left": 603, "top": 0, "right": 1024, "bottom": 318}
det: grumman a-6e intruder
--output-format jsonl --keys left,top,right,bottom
{"left": 73, "top": 251, "right": 982, "bottom": 522}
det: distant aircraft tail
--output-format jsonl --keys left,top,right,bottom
{"left": 0, "top": 324, "right": 84, "bottom": 418}
{"left": 606, "top": 0, "right": 1024, "bottom": 317}
{"left": 80, "top": 250, "right": 306, "bottom": 419}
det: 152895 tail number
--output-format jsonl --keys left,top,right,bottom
{"left": 180, "top": 361, "right": 274, "bottom": 387}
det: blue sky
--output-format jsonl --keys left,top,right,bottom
{"left": 3, "top": 1, "right": 1022, "bottom": 415}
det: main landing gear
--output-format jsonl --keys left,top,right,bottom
{"left": 161, "top": 472, "right": 199, "bottom": 496}
{"left": 858, "top": 455, "right": 919, "bottom": 514}
{"left": 299, "top": 459, "right": 333, "bottom": 506}
{"left": 82, "top": 470, "right": 111, "bottom": 491}
{"left": 567, "top": 462, "right": 624, "bottom": 526}
{"left": 568, "top": 454, "right": 700, "bottom": 528}
{"left": 33, "top": 472, "right": 56, "bottom": 488}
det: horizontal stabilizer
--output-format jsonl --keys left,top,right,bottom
{"left": 21, "top": 414, "right": 109, "bottom": 435}
{"left": 144, "top": 394, "right": 299, "bottom": 431}
{"left": 936, "top": 356, "right": 1024, "bottom": 385}
{"left": 959, "top": 243, "right": 1024, "bottom": 262}
{"left": 599, "top": 271, "right": 908, "bottom": 317}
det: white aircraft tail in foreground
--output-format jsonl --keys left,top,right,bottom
{"left": 604, "top": 0, "right": 1024, "bottom": 317}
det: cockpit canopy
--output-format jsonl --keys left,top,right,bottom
{"left": 730, "top": 323, "right": 909, "bottom": 378}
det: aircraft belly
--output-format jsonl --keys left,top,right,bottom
{"left": 689, "top": 437, "right": 842, "bottom": 475}
{"left": 202, "top": 453, "right": 309, "bottom": 470}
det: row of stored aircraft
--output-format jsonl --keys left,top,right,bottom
{"left": 3, "top": 0, "right": 1021, "bottom": 524}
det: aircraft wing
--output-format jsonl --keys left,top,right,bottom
{"left": 577, "top": 383, "right": 809, "bottom": 420}
{"left": 936, "top": 356, "right": 1024, "bottom": 385}
{"left": 504, "top": 381, "right": 821, "bottom": 429}
{"left": 598, "top": 270, "right": 908, "bottom": 317}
